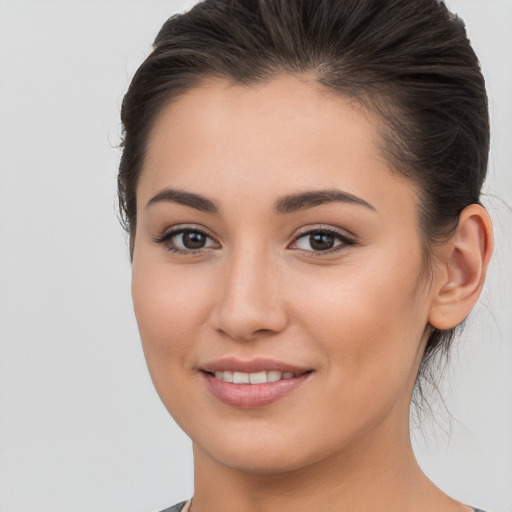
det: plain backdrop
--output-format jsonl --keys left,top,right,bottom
{"left": 0, "top": 1, "right": 511, "bottom": 511}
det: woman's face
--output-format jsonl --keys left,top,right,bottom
{"left": 132, "top": 75, "right": 437, "bottom": 473}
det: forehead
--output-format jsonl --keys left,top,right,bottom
{"left": 138, "top": 74, "right": 417, "bottom": 217}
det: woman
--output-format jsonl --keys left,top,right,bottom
{"left": 118, "top": 0, "right": 494, "bottom": 511}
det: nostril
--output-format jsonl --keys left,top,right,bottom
{"left": 211, "top": 308, "right": 289, "bottom": 343}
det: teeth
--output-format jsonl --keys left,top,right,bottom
{"left": 215, "top": 370, "right": 233, "bottom": 382}
{"left": 267, "top": 370, "right": 282, "bottom": 382}
{"left": 232, "top": 371, "right": 250, "bottom": 384}
{"left": 213, "top": 370, "right": 297, "bottom": 384}
{"left": 248, "top": 371, "right": 267, "bottom": 384}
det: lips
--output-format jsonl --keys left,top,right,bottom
{"left": 200, "top": 357, "right": 313, "bottom": 409}
{"left": 201, "top": 357, "right": 310, "bottom": 374}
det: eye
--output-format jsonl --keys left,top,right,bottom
{"left": 154, "top": 226, "right": 220, "bottom": 254}
{"left": 290, "top": 227, "right": 355, "bottom": 254}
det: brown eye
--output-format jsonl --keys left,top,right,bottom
{"left": 154, "top": 227, "right": 220, "bottom": 254}
{"left": 309, "top": 233, "right": 336, "bottom": 251}
{"left": 180, "top": 231, "right": 208, "bottom": 249}
{"left": 291, "top": 228, "right": 355, "bottom": 254}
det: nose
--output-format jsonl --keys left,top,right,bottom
{"left": 209, "top": 245, "right": 288, "bottom": 342}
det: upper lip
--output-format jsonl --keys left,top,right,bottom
{"left": 201, "top": 357, "right": 312, "bottom": 375}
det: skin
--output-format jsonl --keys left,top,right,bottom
{"left": 131, "top": 75, "right": 492, "bottom": 512}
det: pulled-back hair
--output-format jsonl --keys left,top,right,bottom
{"left": 118, "top": 0, "right": 489, "bottom": 401}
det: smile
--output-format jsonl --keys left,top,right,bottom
{"left": 212, "top": 370, "right": 296, "bottom": 384}
{"left": 200, "top": 358, "right": 313, "bottom": 409}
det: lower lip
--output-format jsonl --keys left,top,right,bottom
{"left": 202, "top": 372, "right": 311, "bottom": 409}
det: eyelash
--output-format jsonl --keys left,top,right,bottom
{"left": 153, "top": 226, "right": 356, "bottom": 256}
{"left": 153, "top": 226, "right": 217, "bottom": 256}
{"left": 291, "top": 227, "right": 356, "bottom": 256}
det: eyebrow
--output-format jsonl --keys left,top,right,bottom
{"left": 146, "top": 187, "right": 220, "bottom": 214}
{"left": 146, "top": 187, "right": 375, "bottom": 215}
{"left": 274, "top": 189, "right": 376, "bottom": 214}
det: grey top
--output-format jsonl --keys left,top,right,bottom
{"left": 159, "top": 503, "right": 188, "bottom": 512}
{"left": 159, "top": 502, "right": 488, "bottom": 512}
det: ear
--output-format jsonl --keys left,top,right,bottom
{"left": 428, "top": 204, "right": 494, "bottom": 330}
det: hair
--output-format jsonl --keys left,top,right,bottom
{"left": 117, "top": 0, "right": 489, "bottom": 403}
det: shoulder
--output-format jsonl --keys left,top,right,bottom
{"left": 157, "top": 503, "right": 492, "bottom": 512}
{"left": 158, "top": 501, "right": 189, "bottom": 512}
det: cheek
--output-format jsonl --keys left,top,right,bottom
{"left": 131, "top": 257, "right": 210, "bottom": 385}
{"left": 294, "top": 251, "right": 428, "bottom": 398}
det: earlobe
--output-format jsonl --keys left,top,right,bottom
{"left": 428, "top": 204, "right": 494, "bottom": 330}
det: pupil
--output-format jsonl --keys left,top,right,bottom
{"left": 183, "top": 231, "right": 206, "bottom": 249}
{"left": 310, "top": 233, "right": 335, "bottom": 251}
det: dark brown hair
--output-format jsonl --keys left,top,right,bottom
{"left": 118, "top": 0, "right": 489, "bottom": 400}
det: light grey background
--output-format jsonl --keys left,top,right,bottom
{"left": 0, "top": 1, "right": 510, "bottom": 511}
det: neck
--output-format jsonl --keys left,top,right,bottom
{"left": 190, "top": 411, "right": 464, "bottom": 512}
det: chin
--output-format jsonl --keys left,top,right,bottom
{"left": 189, "top": 421, "right": 342, "bottom": 476}
{"left": 201, "top": 443, "right": 316, "bottom": 475}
